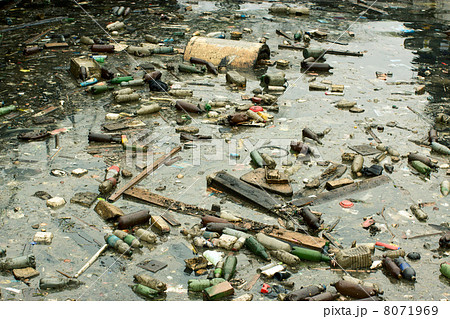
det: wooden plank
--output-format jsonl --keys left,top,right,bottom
{"left": 124, "top": 187, "right": 210, "bottom": 216}
{"left": 240, "top": 168, "right": 293, "bottom": 196}
{"left": 44, "top": 42, "right": 69, "bottom": 48}
{"left": 123, "top": 187, "right": 276, "bottom": 231}
{"left": 291, "top": 175, "right": 391, "bottom": 207}
{"left": 325, "top": 178, "right": 354, "bottom": 190}
{"left": 108, "top": 145, "right": 182, "bottom": 202}
{"left": 207, "top": 171, "right": 282, "bottom": 212}
{"left": 278, "top": 44, "right": 306, "bottom": 51}
{"left": 266, "top": 228, "right": 326, "bottom": 251}
{"left": 161, "top": 212, "right": 181, "bottom": 227}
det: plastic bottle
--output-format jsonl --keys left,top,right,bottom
{"left": 178, "top": 64, "right": 205, "bottom": 74}
{"left": 203, "top": 250, "right": 223, "bottom": 266}
{"left": 113, "top": 88, "right": 135, "bottom": 96}
{"left": 120, "top": 79, "right": 145, "bottom": 86}
{"left": 260, "top": 153, "right": 276, "bottom": 168}
{"left": 352, "top": 155, "right": 364, "bottom": 175}
{"left": 113, "top": 230, "right": 142, "bottom": 248}
{"left": 305, "top": 292, "right": 339, "bottom": 301}
{"left": 219, "top": 211, "right": 241, "bottom": 222}
{"left": 301, "top": 61, "right": 333, "bottom": 72}
{"left": 88, "top": 132, "right": 121, "bottom": 144}
{"left": 255, "top": 233, "right": 291, "bottom": 252}
{"left": 245, "top": 236, "right": 270, "bottom": 261}
{"left": 299, "top": 207, "right": 321, "bottom": 230}
{"left": 99, "top": 165, "right": 120, "bottom": 194}
{"left": 410, "top": 204, "right": 428, "bottom": 221}
{"left": 136, "top": 104, "right": 161, "bottom": 115}
{"left": 382, "top": 248, "right": 405, "bottom": 259}
{"left": 394, "top": 257, "right": 416, "bottom": 281}
{"left": 39, "top": 277, "right": 81, "bottom": 290}
{"left": 283, "top": 285, "right": 325, "bottom": 301}
{"left": 383, "top": 256, "right": 402, "bottom": 279}
{"left": 270, "top": 250, "right": 301, "bottom": 266}
{"left": 104, "top": 234, "right": 132, "bottom": 256}
{"left": 0, "top": 254, "right": 36, "bottom": 270}
{"left": 223, "top": 228, "right": 249, "bottom": 238}
{"left": 291, "top": 246, "right": 331, "bottom": 262}
{"left": 175, "top": 100, "right": 202, "bottom": 113}
{"left": 91, "top": 44, "right": 115, "bottom": 53}
{"left": 117, "top": 210, "right": 151, "bottom": 229}
{"left": 431, "top": 142, "right": 450, "bottom": 155}
{"left": 134, "top": 274, "right": 167, "bottom": 292}
{"left": 90, "top": 85, "right": 114, "bottom": 94}
{"left": 342, "top": 275, "right": 382, "bottom": 293}
{"left": 0, "top": 105, "right": 17, "bottom": 116}
{"left": 441, "top": 180, "right": 449, "bottom": 196}
{"left": 202, "top": 231, "right": 219, "bottom": 240}
{"left": 232, "top": 236, "right": 246, "bottom": 251}
{"left": 212, "top": 234, "right": 238, "bottom": 250}
{"left": 332, "top": 280, "right": 377, "bottom": 299}
{"left": 80, "top": 78, "right": 98, "bottom": 87}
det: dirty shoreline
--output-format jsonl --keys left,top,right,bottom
{"left": 0, "top": 0, "right": 449, "bottom": 302}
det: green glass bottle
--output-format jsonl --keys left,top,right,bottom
{"left": 250, "top": 150, "right": 264, "bottom": 167}
{"left": 0, "top": 105, "right": 17, "bottom": 116}
{"left": 152, "top": 47, "right": 174, "bottom": 54}
{"left": 245, "top": 236, "right": 270, "bottom": 261}
{"left": 109, "top": 76, "right": 134, "bottom": 84}
{"left": 188, "top": 279, "right": 211, "bottom": 292}
{"left": 223, "top": 255, "right": 237, "bottom": 281}
{"left": 291, "top": 246, "right": 331, "bottom": 262}
{"left": 214, "top": 260, "right": 224, "bottom": 278}
{"left": 132, "top": 284, "right": 159, "bottom": 298}
{"left": 440, "top": 262, "right": 450, "bottom": 279}
{"left": 410, "top": 160, "right": 431, "bottom": 175}
{"left": 178, "top": 64, "right": 205, "bottom": 74}
{"left": 90, "top": 85, "right": 114, "bottom": 94}
{"left": 188, "top": 278, "right": 225, "bottom": 292}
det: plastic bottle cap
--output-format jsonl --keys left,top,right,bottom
{"left": 339, "top": 200, "right": 354, "bottom": 208}
{"left": 250, "top": 105, "right": 263, "bottom": 112}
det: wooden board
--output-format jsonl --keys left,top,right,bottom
{"left": 124, "top": 187, "right": 211, "bottom": 216}
{"left": 291, "top": 175, "right": 391, "bottom": 207}
{"left": 108, "top": 146, "right": 182, "bottom": 202}
{"left": 266, "top": 228, "right": 326, "bottom": 251}
{"left": 123, "top": 187, "right": 275, "bottom": 231}
{"left": 207, "top": 171, "right": 281, "bottom": 212}
{"left": 240, "top": 168, "right": 293, "bottom": 196}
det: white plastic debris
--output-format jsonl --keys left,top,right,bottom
{"left": 46, "top": 197, "right": 66, "bottom": 208}
{"left": 71, "top": 168, "right": 88, "bottom": 176}
{"left": 33, "top": 232, "right": 54, "bottom": 244}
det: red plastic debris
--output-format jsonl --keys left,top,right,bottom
{"left": 339, "top": 200, "right": 354, "bottom": 208}
{"left": 260, "top": 283, "right": 271, "bottom": 294}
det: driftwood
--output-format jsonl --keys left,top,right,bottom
{"left": 291, "top": 175, "right": 391, "bottom": 207}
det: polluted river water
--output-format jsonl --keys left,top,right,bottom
{"left": 0, "top": 0, "right": 448, "bottom": 302}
